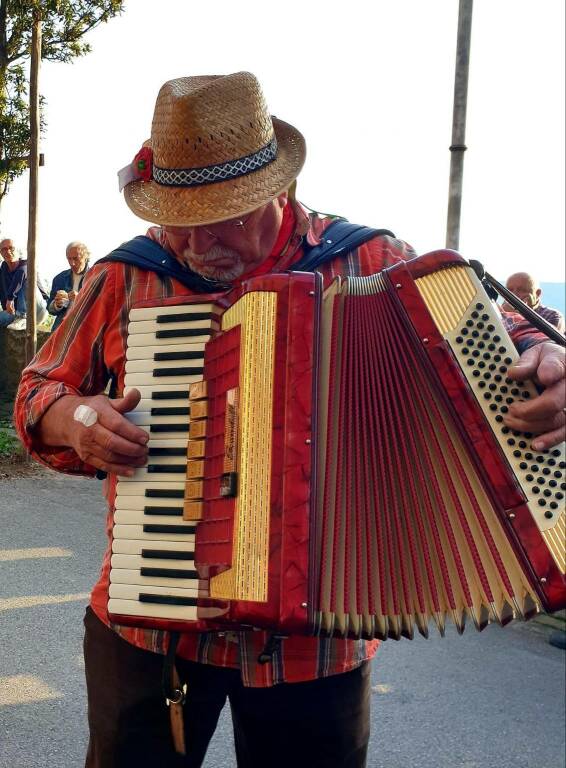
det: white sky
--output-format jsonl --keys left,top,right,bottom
{"left": 0, "top": 0, "right": 564, "bottom": 283}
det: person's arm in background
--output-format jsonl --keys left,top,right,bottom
{"left": 47, "top": 272, "right": 68, "bottom": 315}
{"left": 6, "top": 263, "right": 26, "bottom": 305}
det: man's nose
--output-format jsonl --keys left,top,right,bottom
{"left": 186, "top": 226, "right": 217, "bottom": 255}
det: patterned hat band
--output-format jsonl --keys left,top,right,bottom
{"left": 153, "top": 137, "right": 278, "bottom": 188}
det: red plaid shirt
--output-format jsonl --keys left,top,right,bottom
{"left": 14, "top": 202, "right": 545, "bottom": 686}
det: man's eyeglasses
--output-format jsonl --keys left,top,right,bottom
{"left": 200, "top": 214, "right": 251, "bottom": 239}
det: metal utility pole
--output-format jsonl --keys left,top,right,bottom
{"left": 25, "top": 6, "right": 42, "bottom": 363}
{"left": 446, "top": 0, "right": 473, "bottom": 251}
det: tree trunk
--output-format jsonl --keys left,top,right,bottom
{"left": 25, "top": 9, "right": 41, "bottom": 363}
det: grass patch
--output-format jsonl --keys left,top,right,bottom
{"left": 0, "top": 427, "right": 22, "bottom": 460}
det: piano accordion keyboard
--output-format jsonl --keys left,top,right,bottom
{"left": 108, "top": 302, "right": 217, "bottom": 623}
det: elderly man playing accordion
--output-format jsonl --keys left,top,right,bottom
{"left": 15, "top": 73, "right": 566, "bottom": 768}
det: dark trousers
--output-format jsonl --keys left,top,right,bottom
{"left": 83, "top": 607, "right": 371, "bottom": 768}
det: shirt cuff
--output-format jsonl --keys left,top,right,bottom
{"left": 19, "top": 381, "right": 97, "bottom": 476}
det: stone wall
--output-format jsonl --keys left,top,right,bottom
{"left": 0, "top": 326, "right": 51, "bottom": 406}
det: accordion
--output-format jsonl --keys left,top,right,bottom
{"left": 108, "top": 250, "right": 566, "bottom": 640}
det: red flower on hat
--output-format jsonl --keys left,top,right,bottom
{"left": 133, "top": 147, "right": 153, "bottom": 182}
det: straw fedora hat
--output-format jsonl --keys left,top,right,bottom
{"left": 121, "top": 72, "right": 306, "bottom": 227}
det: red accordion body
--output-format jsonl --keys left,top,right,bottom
{"left": 108, "top": 251, "right": 566, "bottom": 638}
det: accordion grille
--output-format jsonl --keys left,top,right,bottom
{"left": 209, "top": 291, "right": 277, "bottom": 602}
{"left": 543, "top": 513, "right": 566, "bottom": 572}
{"left": 415, "top": 265, "right": 476, "bottom": 333}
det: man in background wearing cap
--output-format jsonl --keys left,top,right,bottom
{"left": 14, "top": 73, "right": 566, "bottom": 768}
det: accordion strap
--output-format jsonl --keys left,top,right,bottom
{"left": 98, "top": 236, "right": 230, "bottom": 293}
{"left": 290, "top": 218, "right": 396, "bottom": 272}
{"left": 99, "top": 223, "right": 396, "bottom": 286}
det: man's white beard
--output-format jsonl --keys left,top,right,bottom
{"left": 183, "top": 244, "right": 245, "bottom": 281}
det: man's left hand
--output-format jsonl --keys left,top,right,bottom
{"left": 6, "top": 300, "right": 14, "bottom": 314}
{"left": 504, "top": 341, "right": 566, "bottom": 450}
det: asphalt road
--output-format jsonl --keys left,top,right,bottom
{"left": 1, "top": 470, "right": 564, "bottom": 768}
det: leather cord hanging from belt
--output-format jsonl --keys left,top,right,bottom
{"left": 162, "top": 631, "right": 187, "bottom": 756}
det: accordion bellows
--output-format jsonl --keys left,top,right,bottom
{"left": 108, "top": 250, "right": 566, "bottom": 639}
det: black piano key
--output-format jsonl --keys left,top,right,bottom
{"left": 154, "top": 350, "right": 204, "bottom": 361}
{"left": 156, "top": 311, "right": 215, "bottom": 324}
{"left": 147, "top": 464, "right": 186, "bottom": 473}
{"left": 150, "top": 407, "right": 190, "bottom": 416}
{"left": 144, "top": 506, "right": 183, "bottom": 516}
{"left": 152, "top": 390, "right": 190, "bottom": 400}
{"left": 150, "top": 424, "right": 189, "bottom": 433}
{"left": 143, "top": 524, "right": 196, "bottom": 534}
{"left": 140, "top": 567, "right": 199, "bottom": 579}
{"left": 142, "top": 549, "right": 194, "bottom": 560}
{"left": 145, "top": 489, "right": 185, "bottom": 498}
{"left": 153, "top": 366, "right": 204, "bottom": 377}
{"left": 139, "top": 594, "right": 198, "bottom": 606}
{"left": 148, "top": 447, "right": 187, "bottom": 457}
{"left": 156, "top": 329, "right": 212, "bottom": 339}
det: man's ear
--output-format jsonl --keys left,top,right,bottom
{"left": 535, "top": 288, "right": 542, "bottom": 299}
{"left": 275, "top": 191, "right": 288, "bottom": 209}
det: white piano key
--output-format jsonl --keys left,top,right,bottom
{"left": 115, "top": 480, "right": 186, "bottom": 496}
{"left": 128, "top": 318, "right": 218, "bottom": 336}
{"left": 109, "top": 583, "right": 200, "bottom": 600}
{"left": 126, "top": 411, "right": 190, "bottom": 426}
{"left": 113, "top": 524, "right": 195, "bottom": 543}
{"left": 111, "top": 554, "right": 198, "bottom": 572}
{"left": 125, "top": 387, "right": 192, "bottom": 413}
{"left": 135, "top": 425, "right": 190, "bottom": 441}
{"left": 125, "top": 384, "right": 192, "bottom": 398}
{"left": 129, "top": 303, "right": 220, "bottom": 322}
{"left": 114, "top": 510, "right": 185, "bottom": 526}
{"left": 107, "top": 598, "right": 199, "bottom": 621}
{"left": 112, "top": 538, "right": 195, "bottom": 555}
{"left": 115, "top": 488, "right": 185, "bottom": 505}
{"left": 110, "top": 568, "right": 199, "bottom": 590}
{"left": 125, "top": 358, "right": 204, "bottom": 375}
{"left": 125, "top": 371, "right": 203, "bottom": 387}
{"left": 115, "top": 496, "right": 185, "bottom": 511}
{"left": 127, "top": 331, "right": 214, "bottom": 347}
{"left": 126, "top": 342, "right": 207, "bottom": 361}
{"left": 132, "top": 399, "right": 190, "bottom": 412}
{"left": 124, "top": 461, "right": 187, "bottom": 482}
{"left": 141, "top": 453, "right": 186, "bottom": 465}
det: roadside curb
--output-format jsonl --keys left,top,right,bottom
{"left": 533, "top": 610, "right": 566, "bottom": 632}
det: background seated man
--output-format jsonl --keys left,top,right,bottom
{"left": 504, "top": 271, "right": 565, "bottom": 333}
{"left": 48, "top": 241, "right": 91, "bottom": 331}
{"left": 0, "top": 238, "right": 48, "bottom": 328}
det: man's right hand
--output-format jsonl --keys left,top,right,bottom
{"left": 54, "top": 290, "right": 69, "bottom": 309}
{"left": 37, "top": 388, "right": 149, "bottom": 476}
